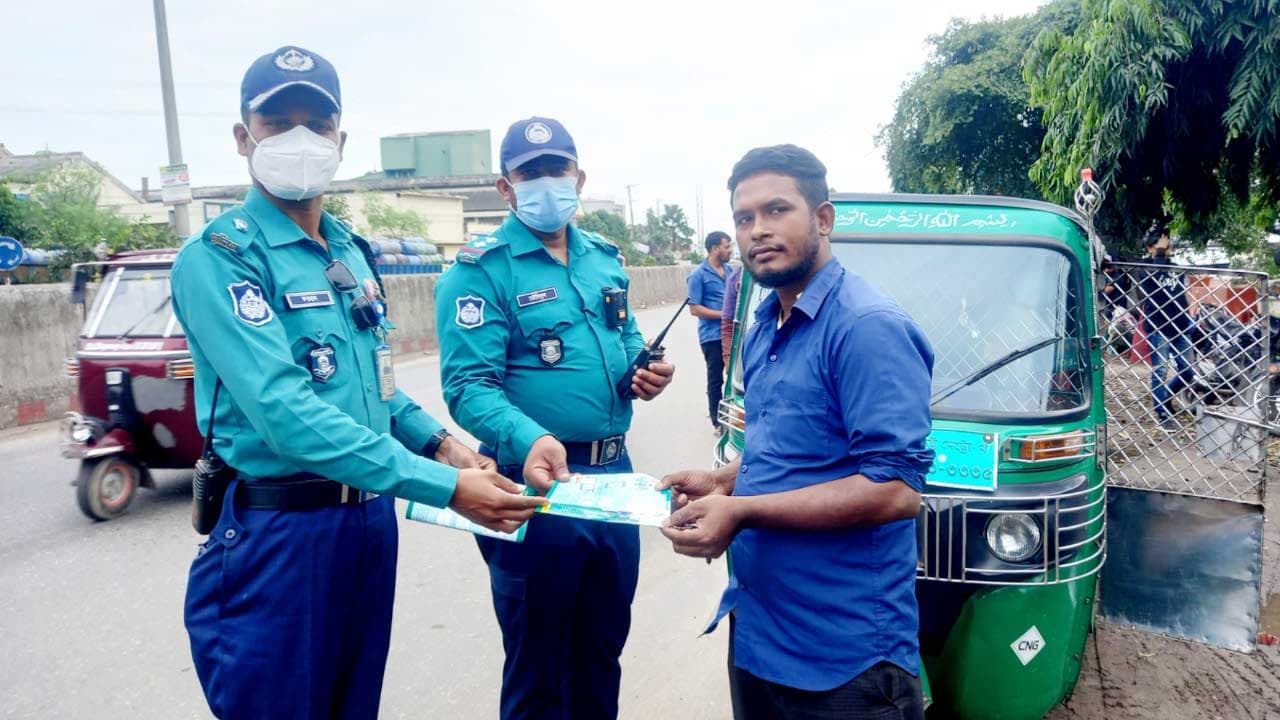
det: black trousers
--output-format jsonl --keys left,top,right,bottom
{"left": 729, "top": 618, "right": 924, "bottom": 720}
{"left": 701, "top": 339, "right": 725, "bottom": 428}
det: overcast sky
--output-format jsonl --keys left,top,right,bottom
{"left": 2, "top": 0, "right": 1043, "bottom": 238}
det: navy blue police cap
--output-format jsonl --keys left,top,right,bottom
{"left": 241, "top": 46, "right": 341, "bottom": 114}
{"left": 500, "top": 117, "right": 578, "bottom": 174}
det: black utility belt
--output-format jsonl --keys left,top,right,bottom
{"left": 562, "top": 435, "right": 627, "bottom": 467}
{"left": 236, "top": 477, "right": 379, "bottom": 511}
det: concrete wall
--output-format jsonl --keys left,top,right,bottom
{"left": 0, "top": 265, "right": 691, "bottom": 430}
{"left": 0, "top": 284, "right": 82, "bottom": 428}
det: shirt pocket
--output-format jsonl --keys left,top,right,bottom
{"left": 763, "top": 380, "right": 842, "bottom": 463}
{"left": 513, "top": 299, "right": 573, "bottom": 349}
{"left": 277, "top": 301, "right": 353, "bottom": 393}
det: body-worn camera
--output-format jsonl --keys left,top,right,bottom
{"left": 603, "top": 287, "right": 629, "bottom": 329}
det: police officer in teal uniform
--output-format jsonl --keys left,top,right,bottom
{"left": 435, "top": 117, "right": 676, "bottom": 719}
{"left": 175, "top": 47, "right": 544, "bottom": 719}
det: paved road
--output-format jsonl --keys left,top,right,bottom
{"left": 0, "top": 303, "right": 732, "bottom": 719}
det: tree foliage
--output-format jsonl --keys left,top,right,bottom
{"left": 0, "top": 182, "right": 38, "bottom": 242}
{"left": 359, "top": 193, "right": 430, "bottom": 238}
{"left": 577, "top": 209, "right": 652, "bottom": 265}
{"left": 879, "top": 3, "right": 1079, "bottom": 198}
{"left": 1025, "top": 0, "right": 1280, "bottom": 247}
{"left": 322, "top": 194, "right": 354, "bottom": 226}
{"left": 635, "top": 204, "right": 694, "bottom": 265}
{"left": 0, "top": 167, "right": 174, "bottom": 276}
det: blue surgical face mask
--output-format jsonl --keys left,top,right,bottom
{"left": 510, "top": 174, "right": 580, "bottom": 233}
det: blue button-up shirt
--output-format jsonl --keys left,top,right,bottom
{"left": 687, "top": 260, "right": 728, "bottom": 344}
{"left": 714, "top": 257, "right": 934, "bottom": 691}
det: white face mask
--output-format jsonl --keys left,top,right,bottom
{"left": 243, "top": 124, "right": 340, "bottom": 201}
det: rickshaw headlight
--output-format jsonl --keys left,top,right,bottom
{"left": 70, "top": 423, "right": 93, "bottom": 443}
{"left": 105, "top": 370, "right": 125, "bottom": 386}
{"left": 985, "top": 513, "right": 1042, "bottom": 563}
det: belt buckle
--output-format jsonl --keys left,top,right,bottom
{"left": 339, "top": 484, "right": 378, "bottom": 504}
{"left": 591, "top": 435, "right": 624, "bottom": 467}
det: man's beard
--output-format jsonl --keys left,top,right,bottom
{"left": 754, "top": 228, "right": 821, "bottom": 289}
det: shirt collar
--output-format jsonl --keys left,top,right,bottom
{"left": 242, "top": 186, "right": 349, "bottom": 248}
{"left": 503, "top": 212, "right": 586, "bottom": 257}
{"left": 753, "top": 257, "right": 844, "bottom": 323}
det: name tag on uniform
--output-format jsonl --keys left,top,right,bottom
{"left": 285, "top": 290, "right": 335, "bottom": 310}
{"left": 516, "top": 287, "right": 559, "bottom": 308}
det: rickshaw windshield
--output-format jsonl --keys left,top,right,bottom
{"left": 84, "top": 267, "right": 182, "bottom": 338}
{"left": 733, "top": 240, "right": 1089, "bottom": 419}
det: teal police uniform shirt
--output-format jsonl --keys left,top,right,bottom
{"left": 435, "top": 214, "right": 645, "bottom": 467}
{"left": 171, "top": 187, "right": 458, "bottom": 508}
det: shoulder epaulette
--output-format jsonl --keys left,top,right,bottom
{"left": 580, "top": 230, "right": 621, "bottom": 254}
{"left": 455, "top": 235, "right": 507, "bottom": 265}
{"left": 200, "top": 208, "right": 258, "bottom": 254}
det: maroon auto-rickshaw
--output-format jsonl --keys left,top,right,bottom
{"left": 62, "top": 249, "right": 201, "bottom": 520}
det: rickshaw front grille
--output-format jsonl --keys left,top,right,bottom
{"left": 916, "top": 472, "right": 1106, "bottom": 586}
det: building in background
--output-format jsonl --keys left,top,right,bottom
{"left": 0, "top": 144, "right": 160, "bottom": 224}
{"left": 376, "top": 130, "right": 493, "bottom": 178}
{"left": 582, "top": 197, "right": 625, "bottom": 218}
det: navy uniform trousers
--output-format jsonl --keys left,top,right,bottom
{"left": 185, "top": 478, "right": 398, "bottom": 719}
{"left": 478, "top": 446, "right": 641, "bottom": 720}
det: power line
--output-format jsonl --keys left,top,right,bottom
{"left": 0, "top": 106, "right": 226, "bottom": 119}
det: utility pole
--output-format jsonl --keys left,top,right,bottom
{"left": 695, "top": 184, "right": 704, "bottom": 243}
{"left": 624, "top": 184, "right": 638, "bottom": 227}
{"left": 153, "top": 0, "right": 190, "bottom": 237}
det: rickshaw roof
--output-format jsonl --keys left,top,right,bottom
{"left": 829, "top": 192, "right": 1090, "bottom": 243}
{"left": 109, "top": 248, "right": 179, "bottom": 262}
{"left": 73, "top": 249, "right": 180, "bottom": 271}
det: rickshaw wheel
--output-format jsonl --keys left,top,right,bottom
{"left": 76, "top": 457, "right": 140, "bottom": 521}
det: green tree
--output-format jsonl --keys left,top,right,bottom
{"left": 323, "top": 194, "right": 354, "bottom": 226}
{"left": 879, "top": 2, "right": 1079, "bottom": 198}
{"left": 1025, "top": 0, "right": 1280, "bottom": 251}
{"left": 637, "top": 204, "right": 694, "bottom": 265}
{"left": 577, "top": 209, "right": 629, "bottom": 243}
{"left": 359, "top": 193, "right": 431, "bottom": 238}
{"left": 0, "top": 182, "right": 38, "bottom": 242}
{"left": 578, "top": 209, "right": 652, "bottom": 265}
{"left": 23, "top": 165, "right": 173, "bottom": 275}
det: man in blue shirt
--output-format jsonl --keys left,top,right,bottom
{"left": 688, "top": 231, "right": 734, "bottom": 430}
{"left": 660, "top": 145, "right": 933, "bottom": 719}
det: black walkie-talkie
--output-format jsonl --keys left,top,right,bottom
{"left": 616, "top": 299, "right": 690, "bottom": 399}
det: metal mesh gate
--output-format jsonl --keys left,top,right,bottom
{"left": 1100, "top": 261, "right": 1270, "bottom": 505}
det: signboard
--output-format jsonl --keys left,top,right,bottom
{"left": 633, "top": 241, "right": 651, "bottom": 254}
{"left": 0, "top": 236, "right": 24, "bottom": 271}
{"left": 159, "top": 164, "right": 191, "bottom": 205}
{"left": 924, "top": 428, "right": 999, "bottom": 491}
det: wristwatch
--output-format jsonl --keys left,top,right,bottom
{"left": 422, "top": 428, "right": 451, "bottom": 459}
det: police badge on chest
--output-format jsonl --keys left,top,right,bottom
{"left": 539, "top": 337, "right": 563, "bottom": 367}
{"left": 309, "top": 344, "right": 337, "bottom": 383}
